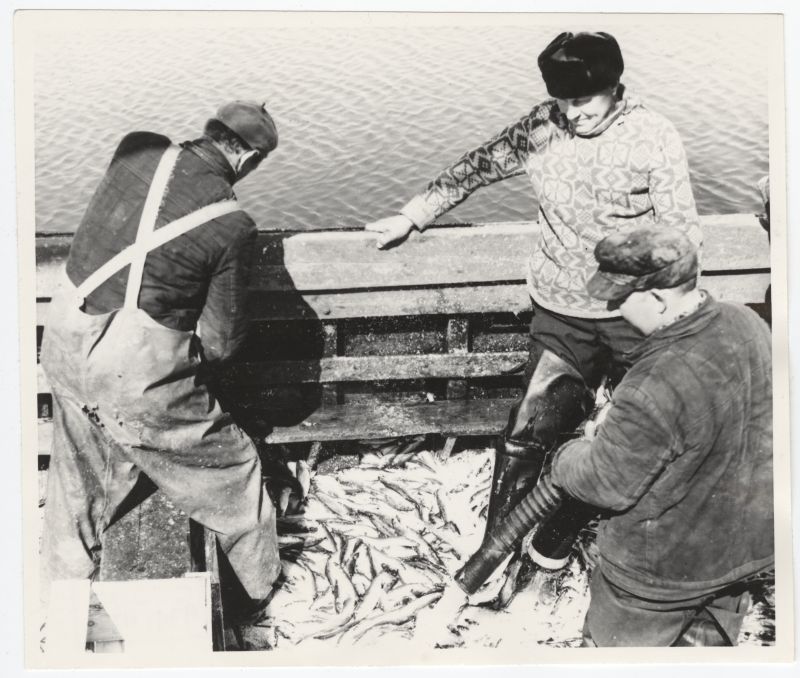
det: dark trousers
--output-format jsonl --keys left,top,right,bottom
{"left": 582, "top": 567, "right": 751, "bottom": 647}
{"left": 526, "top": 301, "right": 643, "bottom": 390}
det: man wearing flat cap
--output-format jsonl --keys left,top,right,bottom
{"left": 365, "top": 31, "right": 703, "bottom": 604}
{"left": 447, "top": 227, "right": 773, "bottom": 645}
{"left": 40, "top": 101, "right": 290, "bottom": 632}
{"left": 550, "top": 227, "right": 774, "bottom": 645}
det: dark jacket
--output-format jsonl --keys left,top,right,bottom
{"left": 66, "top": 132, "right": 258, "bottom": 365}
{"left": 551, "top": 295, "right": 774, "bottom": 600}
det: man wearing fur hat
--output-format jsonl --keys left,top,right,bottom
{"left": 40, "top": 101, "right": 292, "bottom": 633}
{"left": 365, "top": 31, "right": 703, "bottom": 602}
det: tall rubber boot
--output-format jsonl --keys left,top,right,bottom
{"left": 482, "top": 437, "right": 547, "bottom": 538}
{"left": 483, "top": 350, "right": 592, "bottom": 537}
{"left": 466, "top": 350, "right": 593, "bottom": 597}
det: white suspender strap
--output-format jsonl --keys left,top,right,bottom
{"left": 75, "top": 145, "right": 242, "bottom": 302}
{"left": 123, "top": 144, "right": 181, "bottom": 309}
{"left": 75, "top": 199, "right": 241, "bottom": 300}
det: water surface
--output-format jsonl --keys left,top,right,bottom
{"left": 34, "top": 19, "right": 770, "bottom": 232}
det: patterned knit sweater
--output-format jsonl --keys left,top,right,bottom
{"left": 400, "top": 93, "right": 702, "bottom": 318}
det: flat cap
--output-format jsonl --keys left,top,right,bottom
{"left": 587, "top": 227, "right": 699, "bottom": 301}
{"left": 216, "top": 100, "right": 278, "bottom": 155}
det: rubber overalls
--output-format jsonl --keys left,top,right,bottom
{"left": 39, "top": 145, "right": 280, "bottom": 613}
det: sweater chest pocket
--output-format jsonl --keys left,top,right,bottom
{"left": 594, "top": 185, "right": 653, "bottom": 217}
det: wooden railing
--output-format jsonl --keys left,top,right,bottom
{"left": 34, "top": 216, "right": 771, "bottom": 459}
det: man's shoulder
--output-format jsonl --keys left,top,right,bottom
{"left": 714, "top": 300, "right": 772, "bottom": 341}
{"left": 527, "top": 99, "right": 563, "bottom": 125}
{"left": 630, "top": 301, "right": 769, "bottom": 387}
{"left": 199, "top": 208, "right": 258, "bottom": 252}
{"left": 516, "top": 99, "right": 568, "bottom": 145}
{"left": 623, "top": 101, "right": 680, "bottom": 138}
{"left": 113, "top": 131, "right": 172, "bottom": 159}
{"left": 618, "top": 338, "right": 704, "bottom": 409}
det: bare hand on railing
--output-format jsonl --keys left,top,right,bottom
{"left": 364, "top": 214, "right": 415, "bottom": 249}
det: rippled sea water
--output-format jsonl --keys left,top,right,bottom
{"left": 34, "top": 19, "right": 769, "bottom": 232}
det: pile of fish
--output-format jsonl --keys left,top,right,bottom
{"left": 240, "top": 445, "right": 776, "bottom": 651}
{"left": 35, "top": 441, "right": 775, "bottom": 651}
{"left": 250, "top": 448, "right": 593, "bottom": 650}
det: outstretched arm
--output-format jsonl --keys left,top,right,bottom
{"left": 366, "top": 108, "right": 542, "bottom": 249}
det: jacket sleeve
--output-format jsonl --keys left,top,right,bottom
{"left": 550, "top": 384, "right": 679, "bottom": 511}
{"left": 399, "top": 107, "right": 547, "bottom": 229}
{"left": 649, "top": 118, "right": 703, "bottom": 249}
{"left": 196, "top": 222, "right": 258, "bottom": 365}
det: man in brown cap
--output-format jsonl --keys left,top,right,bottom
{"left": 451, "top": 227, "right": 773, "bottom": 645}
{"left": 365, "top": 30, "right": 703, "bottom": 605}
{"left": 40, "top": 101, "right": 294, "bottom": 639}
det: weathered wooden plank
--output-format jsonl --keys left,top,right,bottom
{"left": 36, "top": 271, "right": 770, "bottom": 328}
{"left": 244, "top": 284, "right": 532, "bottom": 320}
{"left": 37, "top": 351, "right": 530, "bottom": 404}
{"left": 320, "top": 322, "right": 339, "bottom": 406}
{"left": 274, "top": 215, "right": 765, "bottom": 269}
{"left": 37, "top": 351, "right": 530, "bottom": 395}
{"left": 211, "top": 217, "right": 775, "bottom": 292}
{"left": 36, "top": 282, "right": 530, "bottom": 322}
{"left": 446, "top": 318, "right": 470, "bottom": 400}
{"left": 35, "top": 216, "right": 769, "bottom": 297}
{"left": 446, "top": 318, "right": 470, "bottom": 354}
{"left": 247, "top": 271, "right": 770, "bottom": 319}
{"left": 189, "top": 523, "right": 225, "bottom": 651}
{"left": 38, "top": 399, "right": 515, "bottom": 451}
{"left": 233, "top": 351, "right": 529, "bottom": 385}
{"left": 438, "top": 437, "right": 458, "bottom": 462}
{"left": 265, "top": 398, "right": 517, "bottom": 444}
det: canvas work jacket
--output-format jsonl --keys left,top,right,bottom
{"left": 551, "top": 296, "right": 774, "bottom": 600}
{"left": 66, "top": 132, "right": 258, "bottom": 365}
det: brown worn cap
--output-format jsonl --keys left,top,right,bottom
{"left": 587, "top": 227, "right": 699, "bottom": 301}
{"left": 216, "top": 100, "right": 278, "bottom": 155}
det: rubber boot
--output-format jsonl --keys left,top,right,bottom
{"left": 483, "top": 350, "right": 593, "bottom": 539}
{"left": 483, "top": 437, "right": 548, "bottom": 537}
{"left": 460, "top": 350, "right": 592, "bottom": 599}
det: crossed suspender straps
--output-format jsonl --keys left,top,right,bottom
{"left": 76, "top": 144, "right": 241, "bottom": 305}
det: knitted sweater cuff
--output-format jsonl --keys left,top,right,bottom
{"left": 399, "top": 195, "right": 437, "bottom": 231}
